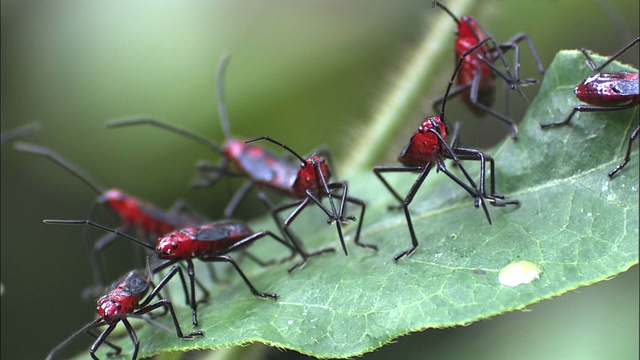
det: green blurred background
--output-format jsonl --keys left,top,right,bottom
{"left": 1, "top": 1, "right": 638, "bottom": 359}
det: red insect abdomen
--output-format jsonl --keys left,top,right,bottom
{"left": 223, "top": 139, "right": 298, "bottom": 193}
{"left": 575, "top": 72, "right": 639, "bottom": 106}
{"left": 156, "top": 221, "right": 254, "bottom": 259}
{"left": 104, "top": 192, "right": 176, "bottom": 236}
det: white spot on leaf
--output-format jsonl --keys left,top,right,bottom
{"left": 499, "top": 261, "right": 543, "bottom": 287}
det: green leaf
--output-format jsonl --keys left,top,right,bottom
{"left": 70, "top": 51, "right": 638, "bottom": 360}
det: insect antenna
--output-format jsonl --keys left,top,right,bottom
{"left": 43, "top": 219, "right": 156, "bottom": 251}
{"left": 440, "top": 37, "right": 493, "bottom": 123}
{"left": 216, "top": 53, "right": 234, "bottom": 140}
{"left": 434, "top": 1, "right": 460, "bottom": 25}
{"left": 244, "top": 136, "right": 307, "bottom": 165}
{"left": 107, "top": 117, "right": 221, "bottom": 153}
{"left": 14, "top": 142, "right": 105, "bottom": 194}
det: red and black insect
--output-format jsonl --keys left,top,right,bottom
{"left": 106, "top": 55, "right": 375, "bottom": 266}
{"left": 14, "top": 142, "right": 203, "bottom": 288}
{"left": 44, "top": 218, "right": 295, "bottom": 326}
{"left": 432, "top": 1, "right": 545, "bottom": 139}
{"left": 541, "top": 37, "right": 639, "bottom": 178}
{"left": 373, "top": 38, "right": 519, "bottom": 261}
{"left": 243, "top": 135, "right": 376, "bottom": 267}
{"left": 0, "top": 122, "right": 41, "bottom": 144}
{"left": 46, "top": 267, "right": 203, "bottom": 360}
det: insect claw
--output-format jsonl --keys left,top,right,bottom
{"left": 184, "top": 331, "right": 205, "bottom": 338}
{"left": 310, "top": 247, "right": 335, "bottom": 256}
{"left": 359, "top": 242, "right": 379, "bottom": 251}
{"left": 500, "top": 198, "right": 520, "bottom": 207}
{"left": 259, "top": 292, "right": 278, "bottom": 300}
{"left": 519, "top": 78, "right": 539, "bottom": 86}
{"left": 288, "top": 259, "right": 307, "bottom": 272}
{"left": 483, "top": 193, "right": 520, "bottom": 207}
{"left": 340, "top": 216, "right": 356, "bottom": 223}
{"left": 394, "top": 246, "right": 416, "bottom": 262}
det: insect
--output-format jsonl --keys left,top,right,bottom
{"left": 432, "top": 1, "right": 545, "bottom": 139}
{"left": 541, "top": 37, "right": 639, "bottom": 178}
{"left": 373, "top": 38, "right": 520, "bottom": 261}
{"left": 244, "top": 135, "right": 376, "bottom": 265}
{"left": 0, "top": 122, "right": 40, "bottom": 144}
{"left": 14, "top": 142, "right": 203, "bottom": 288}
{"left": 107, "top": 54, "right": 375, "bottom": 267}
{"left": 46, "top": 267, "right": 203, "bottom": 360}
{"left": 44, "top": 218, "right": 295, "bottom": 326}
